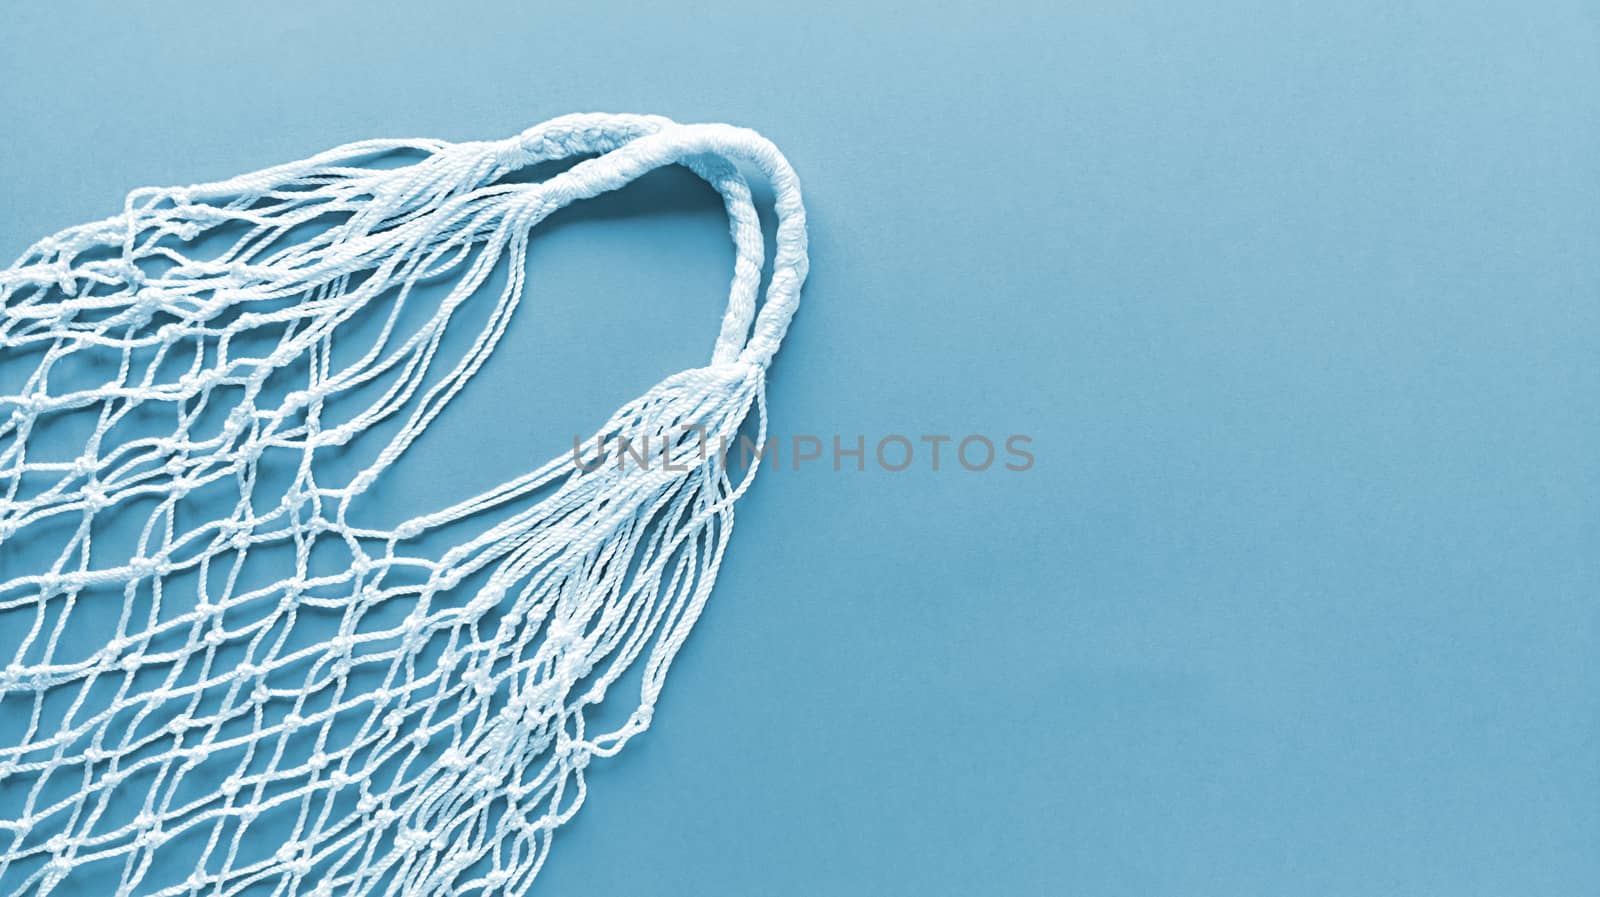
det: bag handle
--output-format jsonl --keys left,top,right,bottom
{"left": 508, "top": 119, "right": 808, "bottom": 368}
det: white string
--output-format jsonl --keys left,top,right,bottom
{"left": 0, "top": 112, "right": 807, "bottom": 897}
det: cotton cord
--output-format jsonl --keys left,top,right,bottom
{"left": 0, "top": 113, "right": 807, "bottom": 896}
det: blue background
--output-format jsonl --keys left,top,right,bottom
{"left": 2, "top": 2, "right": 1598, "bottom": 894}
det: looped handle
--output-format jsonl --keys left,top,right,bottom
{"left": 504, "top": 115, "right": 768, "bottom": 366}
{"left": 511, "top": 118, "right": 809, "bottom": 368}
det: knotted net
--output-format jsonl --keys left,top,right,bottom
{"left": 0, "top": 113, "right": 807, "bottom": 896}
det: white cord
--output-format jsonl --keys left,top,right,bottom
{"left": 0, "top": 112, "right": 807, "bottom": 897}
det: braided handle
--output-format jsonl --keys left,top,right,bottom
{"left": 511, "top": 118, "right": 809, "bottom": 368}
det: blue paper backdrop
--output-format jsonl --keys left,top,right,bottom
{"left": 2, "top": 2, "right": 1597, "bottom": 894}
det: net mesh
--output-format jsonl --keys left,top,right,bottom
{"left": 0, "top": 113, "right": 803, "bottom": 896}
